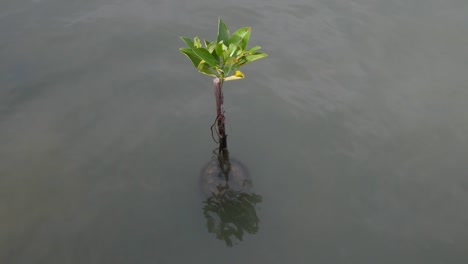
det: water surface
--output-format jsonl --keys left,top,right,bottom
{"left": 1, "top": 0, "right": 468, "bottom": 263}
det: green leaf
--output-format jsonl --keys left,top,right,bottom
{"left": 221, "top": 43, "right": 229, "bottom": 62}
{"left": 245, "top": 45, "right": 261, "bottom": 54}
{"left": 199, "top": 68, "right": 217, "bottom": 77}
{"left": 229, "top": 27, "right": 251, "bottom": 50}
{"left": 222, "top": 62, "right": 233, "bottom": 77}
{"left": 180, "top": 18, "right": 267, "bottom": 78}
{"left": 215, "top": 41, "right": 224, "bottom": 57}
{"left": 215, "top": 67, "right": 224, "bottom": 77}
{"left": 180, "top": 37, "right": 195, "bottom": 49}
{"left": 228, "top": 43, "right": 238, "bottom": 57}
{"left": 197, "top": 60, "right": 217, "bottom": 77}
{"left": 231, "top": 64, "right": 239, "bottom": 73}
{"left": 204, "top": 41, "right": 219, "bottom": 61}
{"left": 192, "top": 48, "right": 219, "bottom": 67}
{"left": 244, "top": 52, "right": 268, "bottom": 65}
{"left": 236, "top": 56, "right": 248, "bottom": 66}
{"left": 197, "top": 60, "right": 206, "bottom": 70}
{"left": 198, "top": 63, "right": 217, "bottom": 77}
{"left": 206, "top": 41, "right": 216, "bottom": 53}
{"left": 180, "top": 48, "right": 202, "bottom": 68}
{"left": 217, "top": 18, "right": 230, "bottom": 44}
{"left": 240, "top": 29, "right": 251, "bottom": 50}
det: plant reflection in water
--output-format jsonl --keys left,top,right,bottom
{"left": 201, "top": 148, "right": 262, "bottom": 247}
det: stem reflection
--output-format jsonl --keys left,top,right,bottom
{"left": 201, "top": 148, "right": 262, "bottom": 247}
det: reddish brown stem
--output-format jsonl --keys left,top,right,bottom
{"left": 213, "top": 78, "right": 227, "bottom": 150}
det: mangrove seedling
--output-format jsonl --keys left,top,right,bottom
{"left": 179, "top": 17, "right": 267, "bottom": 151}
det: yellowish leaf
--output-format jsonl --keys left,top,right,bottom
{"left": 224, "top": 70, "right": 245, "bottom": 81}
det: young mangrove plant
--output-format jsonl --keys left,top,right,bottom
{"left": 179, "top": 17, "right": 267, "bottom": 151}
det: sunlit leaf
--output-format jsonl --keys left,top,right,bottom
{"left": 194, "top": 36, "right": 202, "bottom": 48}
{"left": 217, "top": 18, "right": 230, "bottom": 44}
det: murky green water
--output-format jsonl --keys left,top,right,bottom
{"left": 1, "top": 0, "right": 467, "bottom": 263}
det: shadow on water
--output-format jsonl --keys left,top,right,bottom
{"left": 200, "top": 148, "right": 262, "bottom": 247}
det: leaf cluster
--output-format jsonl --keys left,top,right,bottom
{"left": 180, "top": 18, "right": 267, "bottom": 81}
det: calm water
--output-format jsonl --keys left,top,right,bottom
{"left": 1, "top": 0, "right": 468, "bottom": 263}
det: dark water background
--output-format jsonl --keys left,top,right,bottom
{"left": 1, "top": 0, "right": 467, "bottom": 263}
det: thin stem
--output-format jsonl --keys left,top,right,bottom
{"left": 213, "top": 78, "right": 227, "bottom": 151}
